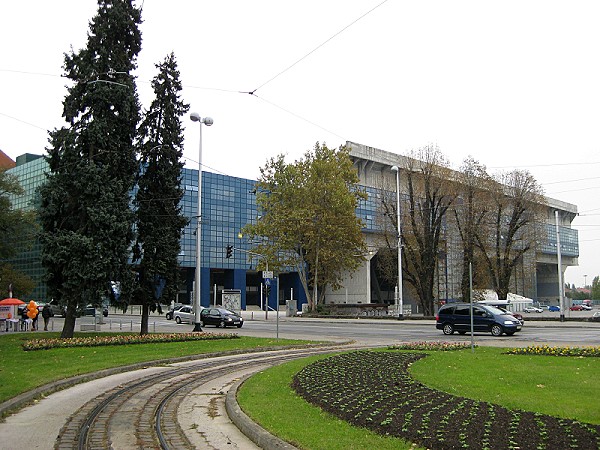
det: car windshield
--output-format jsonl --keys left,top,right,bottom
{"left": 485, "top": 305, "right": 512, "bottom": 316}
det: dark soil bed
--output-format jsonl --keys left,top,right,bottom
{"left": 291, "top": 351, "right": 600, "bottom": 449}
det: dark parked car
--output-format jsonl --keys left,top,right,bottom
{"left": 200, "top": 307, "right": 243, "bottom": 328}
{"left": 436, "top": 303, "right": 521, "bottom": 336}
{"left": 81, "top": 304, "right": 109, "bottom": 317}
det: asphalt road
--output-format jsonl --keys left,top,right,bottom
{"left": 50, "top": 309, "right": 600, "bottom": 347}
{"left": 3, "top": 309, "right": 599, "bottom": 450}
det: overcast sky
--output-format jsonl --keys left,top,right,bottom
{"left": 1, "top": 1, "right": 599, "bottom": 287}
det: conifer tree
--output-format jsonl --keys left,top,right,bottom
{"left": 38, "top": 0, "right": 142, "bottom": 338}
{"left": 134, "top": 52, "right": 189, "bottom": 335}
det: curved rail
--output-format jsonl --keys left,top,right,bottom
{"left": 55, "top": 343, "right": 365, "bottom": 449}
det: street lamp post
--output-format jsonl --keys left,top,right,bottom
{"left": 190, "top": 112, "right": 213, "bottom": 332}
{"left": 391, "top": 165, "right": 403, "bottom": 319}
{"left": 555, "top": 210, "right": 565, "bottom": 322}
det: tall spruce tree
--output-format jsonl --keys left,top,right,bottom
{"left": 133, "top": 53, "right": 189, "bottom": 335}
{"left": 38, "top": 0, "right": 142, "bottom": 338}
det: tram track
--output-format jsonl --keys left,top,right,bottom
{"left": 54, "top": 343, "right": 368, "bottom": 449}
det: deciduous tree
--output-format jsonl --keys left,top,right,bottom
{"left": 453, "top": 157, "right": 494, "bottom": 301}
{"left": 401, "top": 145, "right": 455, "bottom": 316}
{"left": 475, "top": 169, "right": 544, "bottom": 300}
{"left": 591, "top": 276, "right": 600, "bottom": 300}
{"left": 243, "top": 143, "right": 366, "bottom": 311}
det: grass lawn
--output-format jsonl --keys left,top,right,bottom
{"left": 2, "top": 334, "right": 598, "bottom": 449}
{"left": 238, "top": 347, "right": 600, "bottom": 449}
{"left": 238, "top": 355, "right": 414, "bottom": 450}
{"left": 0, "top": 331, "right": 313, "bottom": 404}
{"left": 409, "top": 346, "right": 599, "bottom": 424}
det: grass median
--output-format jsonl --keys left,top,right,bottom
{"left": 0, "top": 331, "right": 314, "bottom": 404}
{"left": 238, "top": 346, "right": 599, "bottom": 449}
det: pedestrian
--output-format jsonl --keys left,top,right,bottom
{"left": 41, "top": 304, "right": 52, "bottom": 331}
{"left": 20, "top": 306, "right": 28, "bottom": 331}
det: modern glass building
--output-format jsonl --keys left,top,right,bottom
{"left": 6, "top": 156, "right": 306, "bottom": 310}
{"left": 6, "top": 141, "right": 579, "bottom": 312}
{"left": 5, "top": 154, "right": 47, "bottom": 302}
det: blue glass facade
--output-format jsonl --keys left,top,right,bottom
{"left": 355, "top": 185, "right": 381, "bottom": 233}
{"left": 541, "top": 224, "right": 579, "bottom": 258}
{"left": 178, "top": 169, "right": 305, "bottom": 309}
{"left": 5, "top": 155, "right": 46, "bottom": 301}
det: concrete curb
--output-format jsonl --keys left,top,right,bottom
{"left": 226, "top": 374, "right": 299, "bottom": 449}
{"left": 0, "top": 343, "right": 333, "bottom": 420}
{"left": 0, "top": 360, "right": 159, "bottom": 419}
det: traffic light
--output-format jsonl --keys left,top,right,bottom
{"left": 226, "top": 245, "right": 233, "bottom": 258}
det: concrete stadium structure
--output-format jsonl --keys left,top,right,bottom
{"left": 4, "top": 142, "right": 578, "bottom": 314}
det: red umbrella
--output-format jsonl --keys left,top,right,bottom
{"left": 0, "top": 298, "right": 25, "bottom": 306}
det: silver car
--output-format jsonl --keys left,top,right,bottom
{"left": 173, "top": 305, "right": 203, "bottom": 324}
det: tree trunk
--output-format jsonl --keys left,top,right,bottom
{"left": 140, "top": 302, "right": 149, "bottom": 335}
{"left": 61, "top": 301, "right": 77, "bottom": 338}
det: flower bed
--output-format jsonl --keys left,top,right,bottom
{"left": 388, "top": 341, "right": 474, "bottom": 352}
{"left": 292, "top": 350, "right": 600, "bottom": 449}
{"left": 506, "top": 345, "right": 600, "bottom": 357}
{"left": 22, "top": 332, "right": 239, "bottom": 351}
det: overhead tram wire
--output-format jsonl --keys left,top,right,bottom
{"left": 3, "top": 1, "right": 388, "bottom": 161}
{"left": 240, "top": 0, "right": 389, "bottom": 96}
{"left": 252, "top": 94, "right": 346, "bottom": 141}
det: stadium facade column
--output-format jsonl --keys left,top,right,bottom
{"left": 232, "top": 268, "right": 247, "bottom": 309}
{"left": 200, "top": 267, "right": 211, "bottom": 307}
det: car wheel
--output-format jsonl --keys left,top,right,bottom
{"left": 237, "top": 323, "right": 243, "bottom": 328}
{"left": 219, "top": 320, "right": 226, "bottom": 328}
{"left": 491, "top": 324, "right": 503, "bottom": 336}
{"left": 166, "top": 313, "right": 172, "bottom": 320}
{"left": 442, "top": 323, "right": 454, "bottom": 335}
{"left": 175, "top": 316, "right": 182, "bottom": 324}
